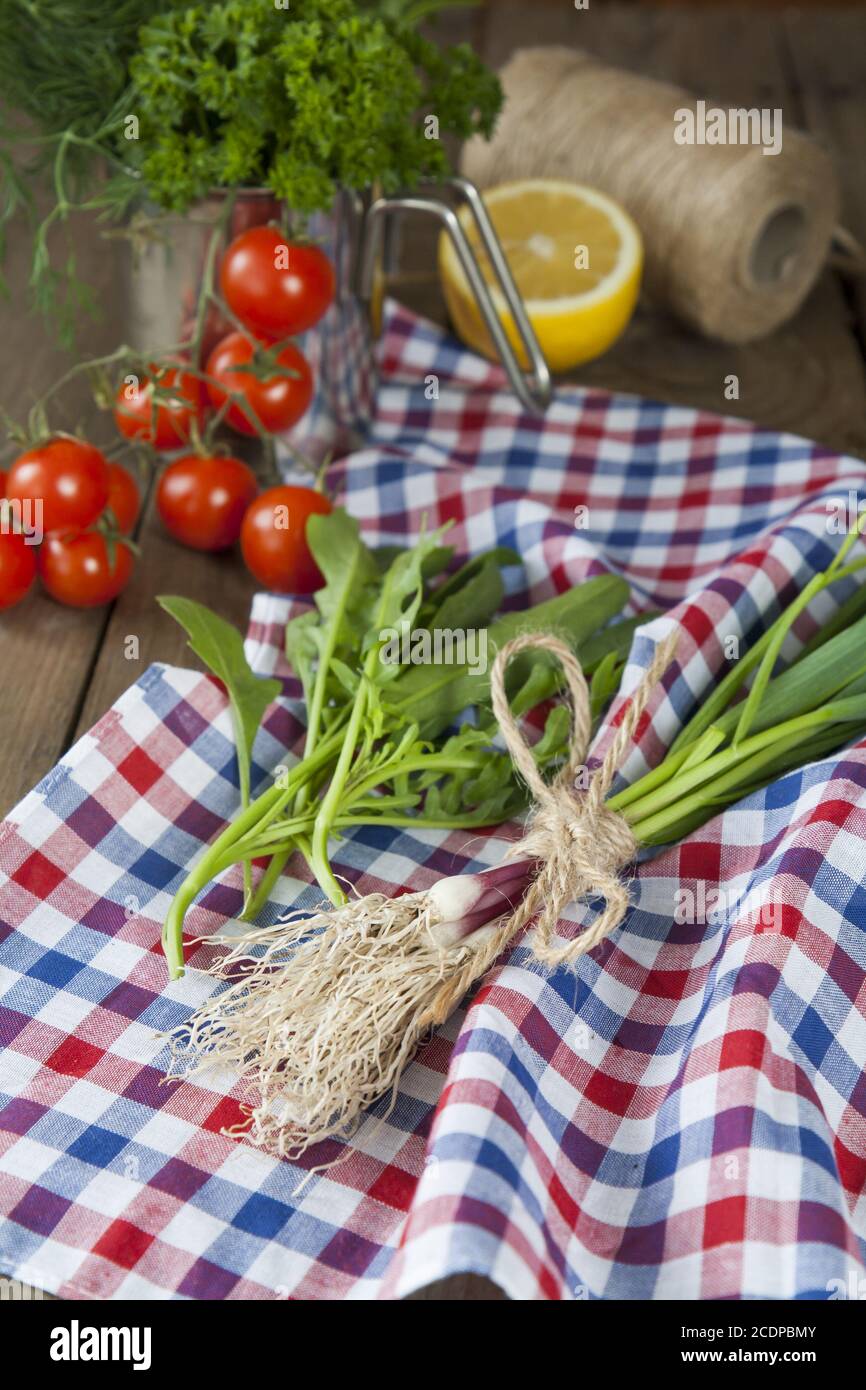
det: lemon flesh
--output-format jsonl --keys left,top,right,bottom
{"left": 439, "top": 179, "right": 643, "bottom": 373}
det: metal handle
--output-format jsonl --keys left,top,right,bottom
{"left": 361, "top": 175, "right": 552, "bottom": 415}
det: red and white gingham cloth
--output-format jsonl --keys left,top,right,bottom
{"left": 1, "top": 303, "right": 866, "bottom": 1300}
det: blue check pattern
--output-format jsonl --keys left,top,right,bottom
{"left": 1, "top": 302, "right": 865, "bottom": 1300}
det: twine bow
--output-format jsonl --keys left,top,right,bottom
{"left": 489, "top": 630, "right": 679, "bottom": 966}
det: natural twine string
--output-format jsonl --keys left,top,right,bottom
{"left": 425, "top": 630, "right": 679, "bottom": 1037}
{"left": 492, "top": 630, "right": 677, "bottom": 966}
{"left": 462, "top": 46, "right": 843, "bottom": 344}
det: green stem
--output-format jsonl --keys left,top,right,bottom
{"left": 607, "top": 742, "right": 693, "bottom": 813}
{"left": 310, "top": 681, "right": 369, "bottom": 904}
{"left": 191, "top": 197, "right": 234, "bottom": 368}
{"left": 670, "top": 619, "right": 784, "bottom": 755}
{"left": 242, "top": 835, "right": 317, "bottom": 922}
{"left": 626, "top": 701, "right": 866, "bottom": 843}
{"left": 732, "top": 574, "right": 826, "bottom": 746}
{"left": 162, "top": 780, "right": 287, "bottom": 980}
{"left": 826, "top": 514, "right": 866, "bottom": 577}
{"left": 293, "top": 645, "right": 333, "bottom": 821}
{"left": 672, "top": 534, "right": 866, "bottom": 756}
{"left": 219, "top": 812, "right": 318, "bottom": 865}
{"left": 161, "top": 736, "right": 341, "bottom": 979}
{"left": 628, "top": 728, "right": 809, "bottom": 845}
{"left": 240, "top": 847, "right": 294, "bottom": 922}
{"left": 334, "top": 809, "right": 521, "bottom": 831}
{"left": 26, "top": 342, "right": 152, "bottom": 431}
{"left": 343, "top": 753, "right": 482, "bottom": 804}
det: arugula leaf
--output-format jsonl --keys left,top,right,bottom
{"left": 418, "top": 547, "right": 520, "bottom": 629}
{"left": 578, "top": 611, "right": 655, "bottom": 672}
{"left": 388, "top": 573, "right": 630, "bottom": 737}
{"left": 301, "top": 510, "right": 379, "bottom": 734}
{"left": 365, "top": 524, "right": 453, "bottom": 683}
{"left": 590, "top": 651, "right": 622, "bottom": 722}
{"left": 373, "top": 544, "right": 454, "bottom": 582}
{"left": 533, "top": 704, "right": 573, "bottom": 761}
{"left": 307, "top": 510, "right": 379, "bottom": 640}
{"left": 284, "top": 609, "right": 318, "bottom": 709}
{"left": 158, "top": 596, "right": 281, "bottom": 812}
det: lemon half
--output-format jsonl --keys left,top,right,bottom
{"left": 439, "top": 179, "right": 643, "bottom": 372}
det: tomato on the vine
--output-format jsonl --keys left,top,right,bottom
{"left": 113, "top": 366, "right": 207, "bottom": 450}
{"left": 219, "top": 227, "right": 335, "bottom": 340}
{"left": 6, "top": 439, "right": 110, "bottom": 535}
{"left": 105, "top": 463, "right": 141, "bottom": 533}
{"left": 38, "top": 532, "right": 134, "bottom": 608}
{"left": 156, "top": 454, "right": 258, "bottom": 552}
{"left": 0, "top": 531, "right": 37, "bottom": 610}
{"left": 240, "top": 485, "right": 331, "bottom": 594}
{"left": 206, "top": 333, "right": 313, "bottom": 437}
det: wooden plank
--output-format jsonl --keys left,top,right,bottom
{"left": 783, "top": 9, "right": 866, "bottom": 344}
{"left": 0, "top": 206, "right": 257, "bottom": 796}
{"left": 393, "top": 2, "right": 866, "bottom": 458}
{"left": 0, "top": 204, "right": 127, "bottom": 816}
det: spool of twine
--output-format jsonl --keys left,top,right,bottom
{"left": 462, "top": 46, "right": 844, "bottom": 344}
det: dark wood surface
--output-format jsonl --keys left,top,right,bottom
{"left": 2, "top": 3, "right": 865, "bottom": 1303}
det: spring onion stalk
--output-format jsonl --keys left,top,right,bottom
{"left": 610, "top": 518, "right": 866, "bottom": 846}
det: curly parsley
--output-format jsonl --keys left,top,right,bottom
{"left": 127, "top": 0, "right": 502, "bottom": 214}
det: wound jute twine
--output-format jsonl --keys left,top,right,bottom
{"left": 170, "top": 631, "right": 678, "bottom": 1158}
{"left": 462, "top": 46, "right": 860, "bottom": 344}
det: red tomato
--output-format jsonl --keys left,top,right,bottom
{"left": 156, "top": 454, "right": 258, "bottom": 552}
{"left": 0, "top": 530, "right": 37, "bottom": 610}
{"left": 206, "top": 333, "right": 313, "bottom": 437}
{"left": 6, "top": 439, "right": 109, "bottom": 536}
{"left": 219, "top": 227, "right": 335, "bottom": 340}
{"left": 113, "top": 366, "right": 207, "bottom": 450}
{"left": 38, "top": 532, "right": 133, "bottom": 608}
{"left": 105, "top": 463, "right": 141, "bottom": 533}
{"left": 240, "top": 485, "right": 331, "bottom": 594}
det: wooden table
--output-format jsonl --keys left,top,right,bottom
{"left": 1, "top": 2, "right": 864, "bottom": 1304}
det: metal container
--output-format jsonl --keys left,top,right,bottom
{"left": 125, "top": 179, "right": 551, "bottom": 467}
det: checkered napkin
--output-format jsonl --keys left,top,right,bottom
{"left": 2, "top": 303, "right": 866, "bottom": 1301}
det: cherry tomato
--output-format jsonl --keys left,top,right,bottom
{"left": 0, "top": 530, "right": 37, "bottom": 610}
{"left": 156, "top": 454, "right": 258, "bottom": 552}
{"left": 206, "top": 333, "right": 314, "bottom": 437}
{"left": 219, "top": 227, "right": 335, "bottom": 340}
{"left": 113, "top": 366, "right": 207, "bottom": 450}
{"left": 6, "top": 439, "right": 109, "bottom": 536}
{"left": 38, "top": 532, "right": 133, "bottom": 608}
{"left": 240, "top": 485, "right": 332, "bottom": 594}
{"left": 105, "top": 463, "right": 141, "bottom": 533}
